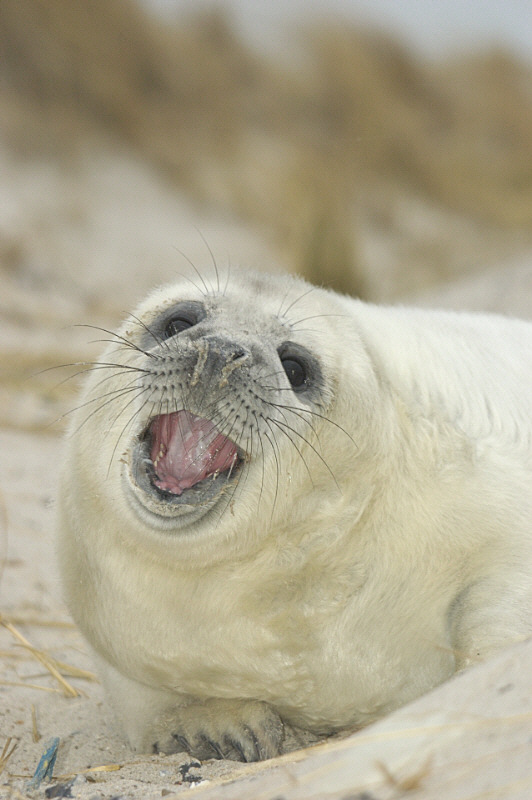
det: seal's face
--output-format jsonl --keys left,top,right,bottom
{"left": 109, "top": 273, "right": 333, "bottom": 531}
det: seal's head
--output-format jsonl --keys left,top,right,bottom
{"left": 125, "top": 285, "right": 326, "bottom": 528}
{"left": 70, "top": 269, "right": 378, "bottom": 564}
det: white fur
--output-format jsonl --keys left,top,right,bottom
{"left": 57, "top": 270, "right": 532, "bottom": 757}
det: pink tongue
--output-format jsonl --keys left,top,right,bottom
{"left": 149, "top": 410, "right": 239, "bottom": 495}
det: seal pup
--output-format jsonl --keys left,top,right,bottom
{"left": 57, "top": 268, "right": 532, "bottom": 761}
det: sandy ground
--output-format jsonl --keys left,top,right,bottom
{"left": 1, "top": 144, "right": 532, "bottom": 799}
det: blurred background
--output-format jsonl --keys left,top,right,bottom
{"left": 1, "top": 0, "right": 532, "bottom": 431}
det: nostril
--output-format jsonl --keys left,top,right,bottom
{"left": 230, "top": 347, "right": 247, "bottom": 362}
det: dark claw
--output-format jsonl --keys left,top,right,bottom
{"left": 172, "top": 733, "right": 191, "bottom": 754}
{"left": 242, "top": 724, "right": 261, "bottom": 761}
{"left": 225, "top": 736, "right": 247, "bottom": 762}
{"left": 200, "top": 734, "right": 226, "bottom": 760}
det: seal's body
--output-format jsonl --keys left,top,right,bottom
{"left": 58, "top": 269, "right": 532, "bottom": 761}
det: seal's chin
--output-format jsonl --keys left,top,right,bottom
{"left": 126, "top": 410, "right": 244, "bottom": 524}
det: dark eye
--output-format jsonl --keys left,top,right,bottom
{"left": 281, "top": 357, "right": 307, "bottom": 389}
{"left": 161, "top": 302, "right": 205, "bottom": 340}
{"left": 163, "top": 315, "right": 195, "bottom": 339}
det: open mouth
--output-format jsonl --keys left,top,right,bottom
{"left": 130, "top": 410, "right": 243, "bottom": 511}
{"left": 149, "top": 409, "right": 240, "bottom": 494}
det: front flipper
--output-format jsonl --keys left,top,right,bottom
{"left": 150, "top": 697, "right": 284, "bottom": 762}
{"left": 96, "top": 657, "right": 300, "bottom": 762}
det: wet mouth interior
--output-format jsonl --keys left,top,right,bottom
{"left": 147, "top": 410, "right": 240, "bottom": 496}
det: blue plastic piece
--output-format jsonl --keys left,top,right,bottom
{"left": 25, "top": 737, "right": 60, "bottom": 790}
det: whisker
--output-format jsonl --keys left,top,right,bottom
{"left": 268, "top": 417, "right": 315, "bottom": 487}
{"left": 128, "top": 314, "right": 168, "bottom": 351}
{"left": 260, "top": 424, "right": 282, "bottom": 525}
{"left": 278, "top": 285, "right": 317, "bottom": 321}
{"left": 266, "top": 400, "right": 357, "bottom": 448}
{"left": 222, "top": 259, "right": 231, "bottom": 297}
{"left": 269, "top": 416, "right": 340, "bottom": 491}
{"left": 66, "top": 386, "right": 144, "bottom": 436}
{"left": 73, "top": 324, "right": 160, "bottom": 360}
{"left": 246, "top": 415, "right": 264, "bottom": 508}
{"left": 107, "top": 388, "right": 155, "bottom": 476}
{"left": 194, "top": 226, "right": 221, "bottom": 295}
{"left": 32, "top": 361, "right": 148, "bottom": 385}
{"left": 289, "top": 313, "right": 348, "bottom": 328}
{"left": 265, "top": 399, "right": 321, "bottom": 447}
{"left": 83, "top": 368, "right": 146, "bottom": 399}
{"left": 171, "top": 247, "right": 211, "bottom": 297}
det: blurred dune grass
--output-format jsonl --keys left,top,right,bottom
{"left": 1, "top": 0, "right": 532, "bottom": 298}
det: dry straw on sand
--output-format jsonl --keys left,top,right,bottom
{"left": 0, "top": 615, "right": 96, "bottom": 697}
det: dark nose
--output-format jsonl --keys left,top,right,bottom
{"left": 205, "top": 335, "right": 249, "bottom": 363}
{"left": 190, "top": 336, "right": 250, "bottom": 388}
